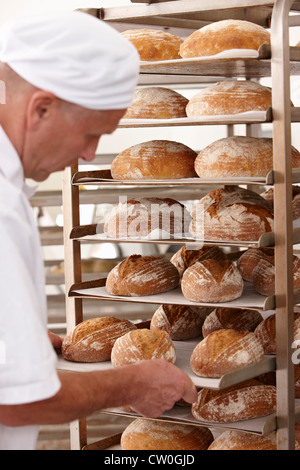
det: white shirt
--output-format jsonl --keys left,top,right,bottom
{"left": 0, "top": 126, "right": 61, "bottom": 450}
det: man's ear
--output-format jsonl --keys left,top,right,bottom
{"left": 26, "top": 90, "right": 58, "bottom": 130}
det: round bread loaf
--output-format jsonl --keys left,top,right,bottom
{"left": 194, "top": 136, "right": 300, "bottom": 178}
{"left": 189, "top": 185, "right": 274, "bottom": 242}
{"left": 192, "top": 379, "right": 276, "bottom": 423}
{"left": 123, "top": 87, "right": 189, "bottom": 119}
{"left": 254, "top": 312, "right": 300, "bottom": 354}
{"left": 180, "top": 19, "right": 270, "bottom": 58}
{"left": 104, "top": 196, "right": 192, "bottom": 239}
{"left": 121, "top": 29, "right": 183, "bottom": 61}
{"left": 61, "top": 316, "right": 136, "bottom": 363}
{"left": 202, "top": 307, "right": 263, "bottom": 338}
{"left": 170, "top": 245, "right": 226, "bottom": 279}
{"left": 150, "top": 304, "right": 211, "bottom": 340}
{"left": 110, "top": 140, "right": 197, "bottom": 180}
{"left": 106, "top": 255, "right": 180, "bottom": 297}
{"left": 111, "top": 328, "right": 176, "bottom": 367}
{"left": 261, "top": 186, "right": 300, "bottom": 220}
{"left": 208, "top": 430, "right": 279, "bottom": 450}
{"left": 121, "top": 418, "right": 214, "bottom": 450}
{"left": 190, "top": 328, "right": 265, "bottom": 378}
{"left": 252, "top": 254, "right": 300, "bottom": 296}
{"left": 186, "top": 80, "right": 272, "bottom": 117}
{"left": 237, "top": 247, "right": 274, "bottom": 282}
{"left": 181, "top": 258, "right": 243, "bottom": 303}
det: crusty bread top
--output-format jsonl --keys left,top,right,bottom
{"left": 71, "top": 317, "right": 123, "bottom": 344}
{"left": 197, "top": 378, "right": 264, "bottom": 407}
{"left": 121, "top": 29, "right": 183, "bottom": 61}
{"left": 192, "top": 259, "right": 238, "bottom": 285}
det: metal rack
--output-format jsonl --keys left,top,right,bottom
{"left": 61, "top": 0, "right": 300, "bottom": 450}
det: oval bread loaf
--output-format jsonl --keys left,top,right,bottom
{"left": 150, "top": 304, "right": 211, "bottom": 341}
{"left": 186, "top": 80, "right": 272, "bottom": 117}
{"left": 106, "top": 254, "right": 180, "bottom": 297}
{"left": 252, "top": 254, "right": 300, "bottom": 296}
{"left": 191, "top": 379, "right": 276, "bottom": 423}
{"left": 62, "top": 316, "right": 136, "bottom": 363}
{"left": 121, "top": 418, "right": 214, "bottom": 450}
{"left": 123, "top": 87, "right": 189, "bottom": 119}
{"left": 111, "top": 328, "right": 176, "bottom": 367}
{"left": 121, "top": 29, "right": 183, "bottom": 61}
{"left": 237, "top": 247, "right": 274, "bottom": 282}
{"left": 254, "top": 312, "right": 300, "bottom": 354}
{"left": 207, "top": 430, "right": 279, "bottom": 450}
{"left": 181, "top": 258, "right": 244, "bottom": 303}
{"left": 190, "top": 328, "right": 265, "bottom": 377}
{"left": 202, "top": 307, "right": 263, "bottom": 338}
{"left": 110, "top": 140, "right": 197, "bottom": 181}
{"left": 180, "top": 19, "right": 270, "bottom": 58}
{"left": 170, "top": 245, "right": 226, "bottom": 279}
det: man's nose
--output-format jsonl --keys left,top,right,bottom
{"left": 79, "top": 138, "right": 100, "bottom": 162}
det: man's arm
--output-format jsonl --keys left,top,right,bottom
{"left": 0, "top": 359, "right": 198, "bottom": 427}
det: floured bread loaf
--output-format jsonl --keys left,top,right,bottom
{"left": 254, "top": 312, "right": 300, "bottom": 354}
{"left": 189, "top": 185, "right": 274, "bottom": 242}
{"left": 170, "top": 245, "right": 226, "bottom": 279}
{"left": 121, "top": 418, "right": 214, "bottom": 450}
{"left": 104, "top": 197, "right": 192, "bottom": 239}
{"left": 106, "top": 255, "right": 180, "bottom": 297}
{"left": 123, "top": 87, "right": 189, "bottom": 119}
{"left": 202, "top": 307, "right": 263, "bottom": 338}
{"left": 252, "top": 254, "right": 300, "bottom": 296}
{"left": 194, "top": 136, "right": 300, "bottom": 178}
{"left": 61, "top": 316, "right": 136, "bottom": 363}
{"left": 111, "top": 328, "right": 176, "bottom": 367}
{"left": 150, "top": 304, "right": 211, "bottom": 340}
{"left": 237, "top": 247, "right": 274, "bottom": 282}
{"left": 190, "top": 328, "right": 264, "bottom": 377}
{"left": 180, "top": 19, "right": 270, "bottom": 58}
{"left": 186, "top": 80, "right": 272, "bottom": 117}
{"left": 208, "top": 430, "right": 289, "bottom": 450}
{"left": 261, "top": 186, "right": 300, "bottom": 220}
{"left": 192, "top": 379, "right": 276, "bottom": 423}
{"left": 121, "top": 29, "right": 183, "bottom": 61}
{"left": 111, "top": 140, "right": 197, "bottom": 180}
{"left": 181, "top": 259, "right": 243, "bottom": 303}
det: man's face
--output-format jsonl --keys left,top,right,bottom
{"left": 21, "top": 95, "right": 126, "bottom": 182}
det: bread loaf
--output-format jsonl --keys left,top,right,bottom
{"left": 150, "top": 304, "right": 212, "bottom": 340}
{"left": 121, "top": 29, "right": 183, "bottom": 61}
{"left": 190, "top": 328, "right": 265, "bottom": 378}
{"left": 123, "top": 87, "right": 189, "bottom": 119}
{"left": 186, "top": 80, "right": 272, "bottom": 117}
{"left": 254, "top": 312, "right": 300, "bottom": 354}
{"left": 202, "top": 307, "right": 263, "bottom": 338}
{"left": 104, "top": 196, "right": 191, "bottom": 239}
{"left": 121, "top": 418, "right": 214, "bottom": 450}
{"left": 170, "top": 245, "right": 226, "bottom": 279}
{"left": 237, "top": 247, "right": 274, "bottom": 282}
{"left": 110, "top": 140, "right": 197, "bottom": 181}
{"left": 61, "top": 316, "right": 136, "bottom": 363}
{"left": 207, "top": 430, "right": 284, "bottom": 450}
{"left": 261, "top": 186, "right": 300, "bottom": 220}
{"left": 194, "top": 136, "right": 300, "bottom": 178}
{"left": 191, "top": 379, "right": 276, "bottom": 423}
{"left": 181, "top": 258, "right": 243, "bottom": 303}
{"left": 189, "top": 185, "right": 274, "bottom": 242}
{"left": 180, "top": 19, "right": 270, "bottom": 58}
{"left": 252, "top": 254, "right": 300, "bottom": 296}
{"left": 106, "top": 255, "right": 180, "bottom": 297}
{"left": 111, "top": 328, "right": 176, "bottom": 367}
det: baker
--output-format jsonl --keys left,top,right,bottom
{"left": 0, "top": 11, "right": 197, "bottom": 450}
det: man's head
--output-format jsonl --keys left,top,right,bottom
{"left": 0, "top": 11, "right": 139, "bottom": 181}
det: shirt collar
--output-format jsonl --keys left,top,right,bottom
{"left": 0, "top": 125, "right": 37, "bottom": 198}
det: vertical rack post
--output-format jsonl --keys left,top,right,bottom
{"left": 271, "top": 0, "right": 295, "bottom": 450}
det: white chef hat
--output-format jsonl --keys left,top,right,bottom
{"left": 0, "top": 10, "right": 140, "bottom": 110}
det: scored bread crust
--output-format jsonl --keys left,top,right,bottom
{"left": 180, "top": 19, "right": 270, "bottom": 58}
{"left": 237, "top": 247, "right": 274, "bottom": 282}
{"left": 252, "top": 254, "right": 300, "bottom": 296}
{"left": 111, "top": 328, "right": 176, "bottom": 367}
{"left": 62, "top": 316, "right": 136, "bottom": 363}
{"left": 170, "top": 245, "right": 226, "bottom": 279}
{"left": 121, "top": 418, "right": 214, "bottom": 450}
{"left": 191, "top": 379, "right": 276, "bottom": 423}
{"left": 105, "top": 255, "right": 180, "bottom": 297}
{"left": 202, "top": 307, "right": 263, "bottom": 338}
{"left": 190, "top": 328, "right": 265, "bottom": 377}
{"left": 208, "top": 430, "right": 278, "bottom": 450}
{"left": 255, "top": 312, "right": 300, "bottom": 354}
{"left": 121, "top": 29, "right": 183, "bottom": 61}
